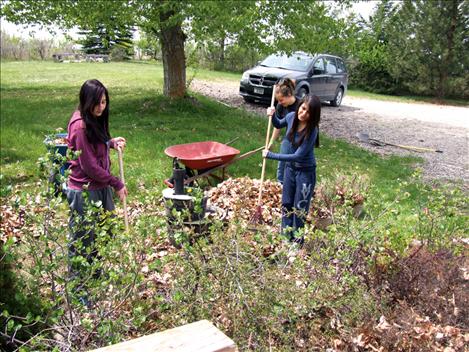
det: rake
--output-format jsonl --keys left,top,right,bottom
{"left": 251, "top": 86, "right": 276, "bottom": 224}
{"left": 357, "top": 132, "right": 443, "bottom": 153}
{"left": 117, "top": 147, "right": 129, "bottom": 232}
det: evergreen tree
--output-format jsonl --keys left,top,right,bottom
{"left": 78, "top": 26, "right": 110, "bottom": 55}
{"left": 386, "top": 0, "right": 468, "bottom": 98}
{"left": 78, "top": 23, "right": 134, "bottom": 60}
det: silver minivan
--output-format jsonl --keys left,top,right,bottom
{"left": 239, "top": 51, "right": 348, "bottom": 107}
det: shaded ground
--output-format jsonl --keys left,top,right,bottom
{"left": 190, "top": 79, "right": 468, "bottom": 186}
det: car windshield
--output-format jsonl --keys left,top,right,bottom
{"left": 260, "top": 53, "right": 313, "bottom": 72}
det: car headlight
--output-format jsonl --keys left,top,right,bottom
{"left": 241, "top": 71, "right": 249, "bottom": 82}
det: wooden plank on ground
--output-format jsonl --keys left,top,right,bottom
{"left": 90, "top": 320, "right": 236, "bottom": 352}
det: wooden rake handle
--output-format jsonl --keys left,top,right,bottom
{"left": 391, "top": 143, "right": 443, "bottom": 153}
{"left": 257, "top": 86, "right": 276, "bottom": 205}
{"left": 117, "top": 147, "right": 129, "bottom": 232}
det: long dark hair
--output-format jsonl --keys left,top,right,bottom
{"left": 78, "top": 79, "right": 110, "bottom": 144}
{"left": 288, "top": 94, "right": 320, "bottom": 147}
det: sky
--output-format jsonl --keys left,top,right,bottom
{"left": 0, "top": 1, "right": 379, "bottom": 41}
{"left": 349, "top": 0, "right": 379, "bottom": 19}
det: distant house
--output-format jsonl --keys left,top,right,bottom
{"left": 52, "top": 53, "right": 110, "bottom": 63}
{"left": 84, "top": 54, "right": 110, "bottom": 62}
{"left": 52, "top": 53, "right": 81, "bottom": 62}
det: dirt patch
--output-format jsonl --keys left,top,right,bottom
{"left": 190, "top": 79, "right": 469, "bottom": 187}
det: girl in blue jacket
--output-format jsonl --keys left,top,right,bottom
{"left": 263, "top": 94, "right": 320, "bottom": 242}
{"left": 267, "top": 78, "right": 300, "bottom": 184}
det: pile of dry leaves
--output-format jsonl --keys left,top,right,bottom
{"left": 207, "top": 176, "right": 368, "bottom": 231}
{"left": 207, "top": 176, "right": 282, "bottom": 226}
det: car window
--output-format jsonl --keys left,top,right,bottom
{"left": 260, "top": 53, "right": 313, "bottom": 72}
{"left": 325, "top": 57, "right": 337, "bottom": 74}
{"left": 313, "top": 58, "right": 325, "bottom": 75}
{"left": 336, "top": 59, "right": 346, "bottom": 73}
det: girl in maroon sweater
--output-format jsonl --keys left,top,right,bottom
{"left": 66, "top": 79, "right": 127, "bottom": 290}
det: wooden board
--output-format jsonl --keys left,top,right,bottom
{"left": 90, "top": 320, "right": 236, "bottom": 352}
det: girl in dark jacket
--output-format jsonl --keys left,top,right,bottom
{"left": 263, "top": 94, "right": 320, "bottom": 242}
{"left": 267, "top": 78, "right": 300, "bottom": 184}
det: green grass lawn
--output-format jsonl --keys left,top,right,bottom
{"left": 1, "top": 61, "right": 420, "bottom": 205}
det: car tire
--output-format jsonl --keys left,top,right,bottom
{"left": 330, "top": 87, "right": 343, "bottom": 107}
{"left": 297, "top": 87, "right": 309, "bottom": 98}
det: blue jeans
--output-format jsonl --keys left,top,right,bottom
{"left": 277, "top": 139, "right": 290, "bottom": 184}
{"left": 282, "top": 166, "right": 316, "bottom": 241}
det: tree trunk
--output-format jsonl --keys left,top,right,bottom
{"left": 437, "top": 0, "right": 458, "bottom": 99}
{"left": 159, "top": 10, "right": 186, "bottom": 98}
{"left": 218, "top": 34, "right": 225, "bottom": 70}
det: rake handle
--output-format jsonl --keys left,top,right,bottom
{"left": 392, "top": 143, "right": 443, "bottom": 153}
{"left": 184, "top": 146, "right": 264, "bottom": 185}
{"left": 370, "top": 138, "right": 443, "bottom": 153}
{"left": 117, "top": 147, "right": 129, "bottom": 232}
{"left": 257, "top": 86, "right": 276, "bottom": 205}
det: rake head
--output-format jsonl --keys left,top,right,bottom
{"left": 249, "top": 204, "right": 264, "bottom": 225}
{"left": 357, "top": 132, "right": 385, "bottom": 146}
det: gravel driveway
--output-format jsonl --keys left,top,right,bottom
{"left": 190, "top": 79, "right": 469, "bottom": 186}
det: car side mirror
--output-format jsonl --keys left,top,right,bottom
{"left": 313, "top": 69, "right": 323, "bottom": 75}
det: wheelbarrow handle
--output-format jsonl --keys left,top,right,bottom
{"left": 164, "top": 179, "right": 174, "bottom": 188}
{"left": 225, "top": 137, "right": 239, "bottom": 146}
{"left": 184, "top": 146, "right": 264, "bottom": 185}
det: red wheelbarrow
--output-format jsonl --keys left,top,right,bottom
{"left": 164, "top": 141, "right": 263, "bottom": 187}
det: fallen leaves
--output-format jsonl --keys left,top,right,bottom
{"left": 376, "top": 315, "right": 392, "bottom": 331}
{"left": 53, "top": 137, "right": 67, "bottom": 145}
{"left": 207, "top": 177, "right": 282, "bottom": 226}
{"left": 0, "top": 204, "right": 25, "bottom": 243}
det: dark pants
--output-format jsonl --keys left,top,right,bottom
{"left": 282, "top": 166, "right": 316, "bottom": 241}
{"left": 277, "top": 139, "right": 289, "bottom": 184}
{"left": 66, "top": 187, "right": 115, "bottom": 274}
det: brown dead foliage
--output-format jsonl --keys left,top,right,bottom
{"left": 207, "top": 176, "right": 367, "bottom": 233}
{"left": 347, "top": 306, "right": 469, "bottom": 352}
{"left": 53, "top": 137, "right": 67, "bottom": 145}
{"left": 347, "top": 244, "right": 469, "bottom": 351}
{"left": 1, "top": 204, "right": 26, "bottom": 243}
{"left": 207, "top": 176, "right": 283, "bottom": 226}
{"left": 388, "top": 245, "right": 468, "bottom": 327}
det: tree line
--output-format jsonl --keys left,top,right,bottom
{"left": 350, "top": 0, "right": 468, "bottom": 99}
{"left": 0, "top": 30, "right": 76, "bottom": 61}
{"left": 1, "top": 0, "right": 467, "bottom": 99}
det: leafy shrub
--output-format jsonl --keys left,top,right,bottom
{"left": 1, "top": 147, "right": 154, "bottom": 350}
{"left": 1, "top": 151, "right": 467, "bottom": 350}
{"left": 347, "top": 42, "right": 399, "bottom": 95}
